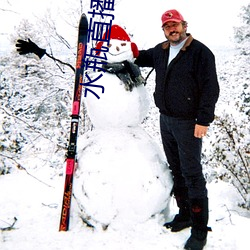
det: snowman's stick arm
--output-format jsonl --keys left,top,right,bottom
{"left": 45, "top": 52, "right": 75, "bottom": 72}
{"left": 145, "top": 68, "right": 154, "bottom": 83}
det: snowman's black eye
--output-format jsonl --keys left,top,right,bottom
{"left": 108, "top": 44, "right": 112, "bottom": 48}
{"left": 121, "top": 43, "right": 126, "bottom": 46}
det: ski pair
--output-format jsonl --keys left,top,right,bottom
{"left": 59, "top": 14, "right": 88, "bottom": 231}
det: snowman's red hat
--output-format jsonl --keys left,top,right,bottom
{"left": 95, "top": 25, "right": 139, "bottom": 58}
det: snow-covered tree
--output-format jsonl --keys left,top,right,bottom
{"left": 0, "top": 19, "right": 74, "bottom": 175}
{"left": 204, "top": 3, "right": 250, "bottom": 209}
{"left": 234, "top": 4, "right": 250, "bottom": 56}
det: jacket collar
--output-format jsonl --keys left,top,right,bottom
{"left": 162, "top": 33, "right": 193, "bottom": 50}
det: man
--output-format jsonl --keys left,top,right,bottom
{"left": 135, "top": 9, "right": 219, "bottom": 250}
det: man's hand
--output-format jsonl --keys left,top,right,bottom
{"left": 194, "top": 124, "right": 208, "bottom": 138}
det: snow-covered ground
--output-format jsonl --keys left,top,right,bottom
{"left": 1, "top": 169, "right": 250, "bottom": 250}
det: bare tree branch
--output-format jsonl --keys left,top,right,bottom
{"left": 0, "top": 217, "right": 18, "bottom": 231}
{"left": 0, "top": 153, "right": 54, "bottom": 188}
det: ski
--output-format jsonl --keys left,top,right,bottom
{"left": 59, "top": 13, "right": 88, "bottom": 231}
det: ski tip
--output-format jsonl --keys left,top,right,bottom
{"left": 79, "top": 13, "right": 88, "bottom": 29}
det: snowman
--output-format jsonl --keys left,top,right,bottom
{"left": 73, "top": 25, "right": 173, "bottom": 230}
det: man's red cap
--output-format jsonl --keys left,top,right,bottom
{"left": 161, "top": 9, "right": 184, "bottom": 27}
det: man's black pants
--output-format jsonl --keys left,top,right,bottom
{"left": 160, "top": 114, "right": 207, "bottom": 200}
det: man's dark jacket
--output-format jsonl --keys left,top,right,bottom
{"left": 135, "top": 34, "right": 220, "bottom": 126}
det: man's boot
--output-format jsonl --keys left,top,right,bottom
{"left": 164, "top": 195, "right": 192, "bottom": 232}
{"left": 184, "top": 197, "right": 211, "bottom": 250}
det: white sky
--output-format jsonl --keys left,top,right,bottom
{"left": 0, "top": 0, "right": 249, "bottom": 52}
{"left": 115, "top": 0, "right": 249, "bottom": 48}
